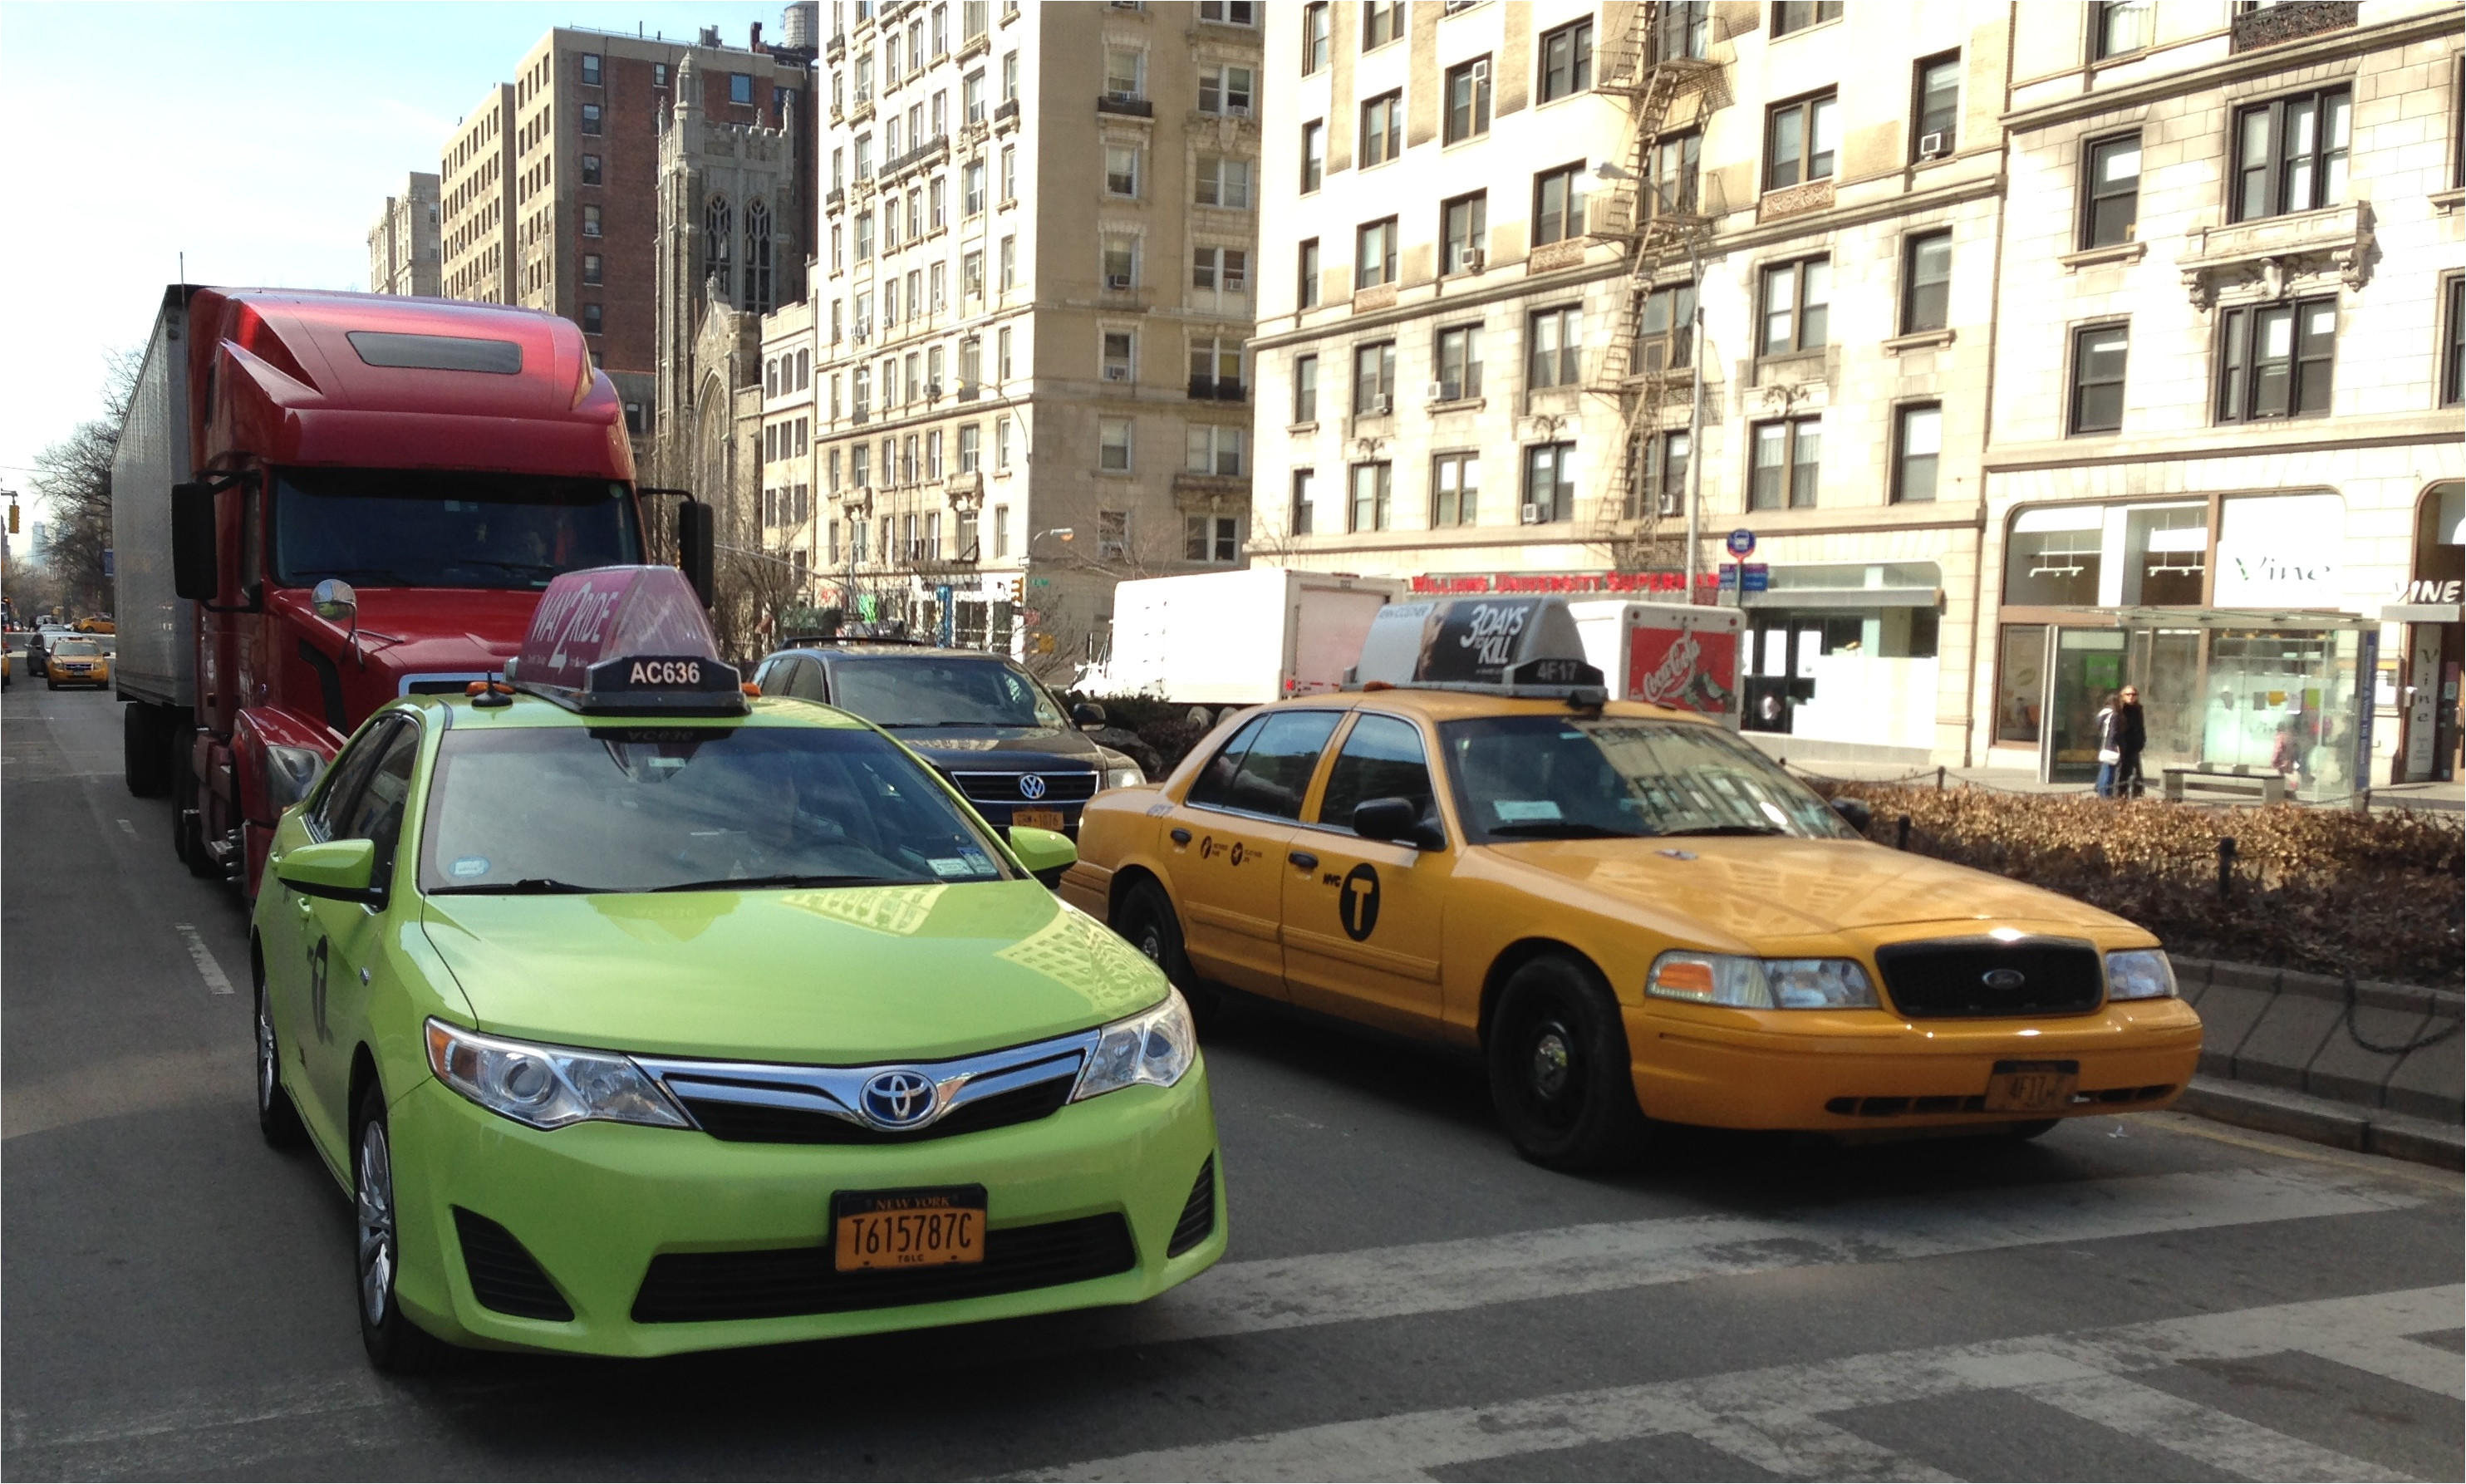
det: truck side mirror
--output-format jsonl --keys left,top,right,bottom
{"left": 678, "top": 500, "right": 716, "bottom": 608}
{"left": 171, "top": 481, "right": 219, "bottom": 601}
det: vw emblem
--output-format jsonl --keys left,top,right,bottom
{"left": 859, "top": 1070, "right": 939, "bottom": 1128}
{"left": 1018, "top": 774, "right": 1048, "bottom": 800}
{"left": 1982, "top": 968, "right": 2028, "bottom": 992}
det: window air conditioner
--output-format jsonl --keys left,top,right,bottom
{"left": 1422, "top": 381, "right": 1447, "bottom": 402}
{"left": 1106, "top": 273, "right": 1133, "bottom": 289}
{"left": 1520, "top": 502, "right": 1545, "bottom": 524}
{"left": 1369, "top": 394, "right": 1391, "bottom": 415}
{"left": 1464, "top": 248, "right": 1485, "bottom": 271}
{"left": 1471, "top": 59, "right": 1489, "bottom": 82}
{"left": 1918, "top": 131, "right": 1948, "bottom": 159}
{"left": 927, "top": 380, "right": 944, "bottom": 396}
{"left": 1104, "top": 366, "right": 1132, "bottom": 381}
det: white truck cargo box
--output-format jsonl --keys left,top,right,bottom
{"left": 110, "top": 300, "right": 195, "bottom": 708}
{"left": 1101, "top": 568, "right": 1404, "bottom": 705}
{"left": 1569, "top": 599, "right": 1744, "bottom": 729}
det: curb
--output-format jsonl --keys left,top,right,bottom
{"left": 2174, "top": 1074, "right": 2464, "bottom": 1170}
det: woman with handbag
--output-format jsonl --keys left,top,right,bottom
{"left": 2095, "top": 686, "right": 2147, "bottom": 799}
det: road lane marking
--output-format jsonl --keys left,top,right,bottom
{"left": 1023, "top": 1284, "right": 2463, "bottom": 1481}
{"left": 2020, "top": 1373, "right": 2409, "bottom": 1482}
{"left": 1137, "top": 1166, "right": 2419, "bottom": 1344}
{"left": 172, "top": 923, "right": 235, "bottom": 995}
{"left": 2301, "top": 1335, "right": 2466, "bottom": 1400}
{"left": 115, "top": 817, "right": 135, "bottom": 836}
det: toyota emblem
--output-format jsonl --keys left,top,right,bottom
{"left": 1019, "top": 774, "right": 1048, "bottom": 800}
{"left": 859, "top": 1070, "right": 940, "bottom": 1129}
{"left": 1982, "top": 968, "right": 2028, "bottom": 992}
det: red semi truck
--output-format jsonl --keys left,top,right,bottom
{"left": 111, "top": 285, "right": 711, "bottom": 892}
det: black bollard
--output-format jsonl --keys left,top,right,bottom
{"left": 2217, "top": 837, "right": 2236, "bottom": 898}
{"left": 1895, "top": 813, "right": 1912, "bottom": 851}
{"left": 1936, "top": 765, "right": 1946, "bottom": 792}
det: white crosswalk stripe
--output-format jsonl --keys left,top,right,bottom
{"left": 2301, "top": 1335, "right": 2466, "bottom": 1400}
{"left": 1023, "top": 1284, "right": 2462, "bottom": 1482}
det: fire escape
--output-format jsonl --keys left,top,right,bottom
{"left": 1584, "top": 4, "right": 1727, "bottom": 576}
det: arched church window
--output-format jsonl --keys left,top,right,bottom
{"left": 705, "top": 194, "right": 734, "bottom": 297}
{"left": 745, "top": 198, "right": 775, "bottom": 313}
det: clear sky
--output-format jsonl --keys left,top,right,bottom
{"left": 0, "top": 1, "right": 788, "bottom": 526}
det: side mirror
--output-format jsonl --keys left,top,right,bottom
{"left": 678, "top": 499, "right": 716, "bottom": 608}
{"left": 277, "top": 838, "right": 384, "bottom": 906}
{"left": 311, "top": 577, "right": 358, "bottom": 627}
{"left": 1353, "top": 796, "right": 1444, "bottom": 852}
{"left": 1830, "top": 797, "right": 1874, "bottom": 833}
{"left": 1072, "top": 701, "right": 1107, "bottom": 730}
{"left": 171, "top": 480, "right": 219, "bottom": 601}
{"left": 1006, "top": 824, "right": 1078, "bottom": 877}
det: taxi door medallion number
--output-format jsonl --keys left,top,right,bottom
{"left": 833, "top": 1185, "right": 988, "bottom": 1270}
{"left": 1983, "top": 1059, "right": 2079, "bottom": 1114}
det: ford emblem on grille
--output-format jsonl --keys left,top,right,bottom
{"left": 859, "top": 1070, "right": 940, "bottom": 1128}
{"left": 1982, "top": 967, "right": 2028, "bottom": 991}
{"left": 1019, "top": 774, "right": 1048, "bottom": 800}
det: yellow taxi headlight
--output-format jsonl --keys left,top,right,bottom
{"left": 1648, "top": 953, "right": 1879, "bottom": 1010}
{"left": 2105, "top": 949, "right": 2178, "bottom": 1001}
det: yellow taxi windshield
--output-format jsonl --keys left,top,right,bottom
{"left": 1438, "top": 716, "right": 1854, "bottom": 844}
{"left": 52, "top": 641, "right": 102, "bottom": 656}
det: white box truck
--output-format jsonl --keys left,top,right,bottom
{"left": 1097, "top": 568, "right": 1405, "bottom": 705}
{"left": 1569, "top": 599, "right": 1745, "bottom": 729}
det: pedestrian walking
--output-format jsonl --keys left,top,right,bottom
{"left": 2095, "top": 686, "right": 2146, "bottom": 799}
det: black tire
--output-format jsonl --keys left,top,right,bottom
{"left": 254, "top": 965, "right": 308, "bottom": 1149}
{"left": 2006, "top": 1118, "right": 2061, "bottom": 1142}
{"left": 1116, "top": 881, "right": 1192, "bottom": 986}
{"left": 352, "top": 1082, "right": 452, "bottom": 1373}
{"left": 1486, "top": 955, "right": 1649, "bottom": 1172}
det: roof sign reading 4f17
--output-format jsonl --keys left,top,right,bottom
{"left": 507, "top": 565, "right": 746, "bottom": 715}
{"left": 1353, "top": 597, "right": 1606, "bottom": 701}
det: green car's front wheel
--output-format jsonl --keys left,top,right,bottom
{"left": 354, "top": 1083, "right": 451, "bottom": 1373}
{"left": 253, "top": 970, "right": 307, "bottom": 1149}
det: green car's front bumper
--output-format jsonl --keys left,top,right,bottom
{"left": 386, "top": 1059, "right": 1223, "bottom": 1358}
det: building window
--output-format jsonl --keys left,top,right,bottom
{"left": 1432, "top": 451, "right": 1480, "bottom": 527}
{"left": 1758, "top": 258, "right": 1830, "bottom": 355}
{"left": 1189, "top": 334, "right": 1241, "bottom": 396}
{"left": 1894, "top": 404, "right": 1942, "bottom": 503}
{"left": 1356, "top": 218, "right": 1398, "bottom": 287}
{"left": 1300, "top": 120, "right": 1324, "bottom": 192}
{"left": 1647, "top": 130, "right": 1701, "bottom": 217}
{"left": 1749, "top": 419, "right": 1820, "bottom": 509}
{"left": 1901, "top": 232, "right": 1951, "bottom": 333}
{"left": 965, "top": 69, "right": 987, "bottom": 122}
{"left": 1654, "top": 2, "right": 1710, "bottom": 59}
{"left": 1638, "top": 283, "right": 1695, "bottom": 372}
{"left": 2082, "top": 132, "right": 2141, "bottom": 248}
{"left": 582, "top": 253, "right": 602, "bottom": 284}
{"left": 730, "top": 73, "right": 754, "bottom": 106}
{"left": 1186, "top": 425, "right": 1245, "bottom": 476}
{"left": 965, "top": 160, "right": 987, "bottom": 214}
{"left": 1764, "top": 91, "right": 1838, "bottom": 191}
{"left": 653, "top": 61, "right": 669, "bottom": 88}
{"left": 1913, "top": 52, "right": 1960, "bottom": 159}
{"left": 1103, "top": 143, "right": 1139, "bottom": 199}
{"left": 1632, "top": 430, "right": 1690, "bottom": 518}
{"left": 1527, "top": 306, "right": 1580, "bottom": 388}
{"left": 1532, "top": 163, "right": 1586, "bottom": 246}
{"left": 1186, "top": 514, "right": 1240, "bottom": 563}
{"left": 997, "top": 325, "right": 1013, "bottom": 376}
{"left": 1291, "top": 468, "right": 1318, "bottom": 535}
{"left": 1192, "top": 246, "right": 1247, "bottom": 302}
{"left": 1090, "top": 510, "right": 1126, "bottom": 562}
{"left": 581, "top": 103, "right": 602, "bottom": 135}
{"left": 1303, "top": 2, "right": 1330, "bottom": 72}
{"left": 1198, "top": 0, "right": 1257, "bottom": 23}
{"left": 996, "top": 416, "right": 1015, "bottom": 470}
{"left": 2218, "top": 297, "right": 2336, "bottom": 422}
{"left": 1200, "top": 64, "right": 1255, "bottom": 115}
{"left": 1000, "top": 236, "right": 1017, "bottom": 289}
{"left": 1195, "top": 157, "right": 1252, "bottom": 209}
{"left": 1363, "top": 0, "right": 1404, "bottom": 48}
{"left": 1437, "top": 323, "right": 1482, "bottom": 400}
{"left": 1292, "top": 354, "right": 1320, "bottom": 423}
{"left": 1099, "top": 418, "right": 1133, "bottom": 472}
{"left": 1299, "top": 238, "right": 1321, "bottom": 307}
{"left": 1103, "top": 46, "right": 1142, "bottom": 101}
{"left": 2444, "top": 274, "right": 2465, "bottom": 409}
{"left": 1353, "top": 340, "right": 1397, "bottom": 414}
{"left": 959, "top": 422, "right": 981, "bottom": 471}
{"left": 1446, "top": 57, "right": 1491, "bottom": 144}
{"left": 1539, "top": 19, "right": 1592, "bottom": 101}
{"left": 1442, "top": 192, "right": 1486, "bottom": 273}
{"left": 582, "top": 204, "right": 603, "bottom": 237}
{"left": 1003, "top": 52, "right": 1019, "bottom": 100}
{"left": 1360, "top": 92, "right": 1402, "bottom": 168}
{"left": 1523, "top": 443, "right": 1575, "bottom": 522}
{"left": 857, "top": 212, "right": 875, "bottom": 261}
{"left": 2070, "top": 323, "right": 2129, "bottom": 435}
{"left": 1102, "top": 329, "right": 1135, "bottom": 381}
{"left": 581, "top": 303, "right": 602, "bottom": 335}
{"left": 962, "top": 248, "right": 983, "bottom": 297}
{"left": 1350, "top": 462, "right": 1393, "bottom": 532}
{"left": 1771, "top": 1, "right": 1841, "bottom": 36}
{"left": 2232, "top": 87, "right": 2351, "bottom": 222}
{"left": 579, "top": 52, "right": 602, "bottom": 86}
{"left": 931, "top": 174, "right": 949, "bottom": 227}
{"left": 1103, "top": 235, "right": 1137, "bottom": 289}
{"left": 580, "top": 153, "right": 602, "bottom": 185}
{"left": 2092, "top": 0, "right": 2150, "bottom": 60}
{"left": 744, "top": 199, "right": 774, "bottom": 312}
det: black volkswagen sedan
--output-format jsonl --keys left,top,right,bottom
{"left": 750, "top": 641, "right": 1144, "bottom": 838}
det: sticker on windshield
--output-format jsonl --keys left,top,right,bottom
{"left": 959, "top": 850, "right": 995, "bottom": 874}
{"left": 1492, "top": 800, "right": 1564, "bottom": 823}
{"left": 449, "top": 856, "right": 492, "bottom": 877}
{"left": 928, "top": 856, "right": 997, "bottom": 879}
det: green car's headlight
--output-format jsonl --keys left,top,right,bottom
{"left": 1647, "top": 952, "right": 1879, "bottom": 1010}
{"left": 1071, "top": 987, "right": 1196, "bottom": 1102}
{"left": 425, "top": 1018, "right": 690, "bottom": 1130}
{"left": 2105, "top": 949, "right": 2178, "bottom": 1001}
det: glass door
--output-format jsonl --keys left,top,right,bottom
{"left": 2046, "top": 628, "right": 2126, "bottom": 784}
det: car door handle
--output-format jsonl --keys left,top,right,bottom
{"left": 1170, "top": 828, "right": 1192, "bottom": 845}
{"left": 1288, "top": 851, "right": 1319, "bottom": 870}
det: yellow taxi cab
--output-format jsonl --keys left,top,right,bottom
{"left": 74, "top": 617, "right": 115, "bottom": 635}
{"left": 1064, "top": 597, "right": 2201, "bottom": 1169}
{"left": 43, "top": 637, "right": 112, "bottom": 690}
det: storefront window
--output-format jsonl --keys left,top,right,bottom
{"left": 2124, "top": 504, "right": 2207, "bottom": 605}
{"left": 2004, "top": 509, "right": 2103, "bottom": 606}
{"left": 1995, "top": 624, "right": 2045, "bottom": 743}
{"left": 2199, "top": 627, "right": 2366, "bottom": 800}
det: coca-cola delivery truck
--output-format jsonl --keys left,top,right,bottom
{"left": 1568, "top": 599, "right": 1744, "bottom": 729}
{"left": 112, "top": 285, "right": 712, "bottom": 892}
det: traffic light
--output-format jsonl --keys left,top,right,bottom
{"left": 7, "top": 504, "right": 17, "bottom": 534}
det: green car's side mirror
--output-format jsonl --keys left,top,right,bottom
{"left": 278, "top": 838, "right": 384, "bottom": 906}
{"left": 1006, "top": 826, "right": 1078, "bottom": 877}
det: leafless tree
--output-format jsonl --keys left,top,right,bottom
{"left": 27, "top": 350, "right": 140, "bottom": 617}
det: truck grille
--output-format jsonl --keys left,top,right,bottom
{"left": 949, "top": 769, "right": 1098, "bottom": 803}
{"left": 1872, "top": 938, "right": 2105, "bottom": 1020}
{"left": 631, "top": 1213, "right": 1136, "bottom": 1322}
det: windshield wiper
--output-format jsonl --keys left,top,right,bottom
{"left": 649, "top": 873, "right": 921, "bottom": 892}
{"left": 1657, "top": 823, "right": 1788, "bottom": 838}
{"left": 1485, "top": 822, "right": 1651, "bottom": 839}
{"left": 430, "top": 877, "right": 612, "bottom": 895}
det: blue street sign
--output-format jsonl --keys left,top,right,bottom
{"left": 1717, "top": 563, "right": 1741, "bottom": 588}
{"left": 1741, "top": 563, "right": 1770, "bottom": 592}
{"left": 1726, "top": 528, "right": 1756, "bottom": 557}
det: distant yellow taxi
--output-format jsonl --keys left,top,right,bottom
{"left": 1064, "top": 598, "right": 2201, "bottom": 1168}
{"left": 44, "top": 638, "right": 111, "bottom": 690}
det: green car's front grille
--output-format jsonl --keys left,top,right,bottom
{"left": 630, "top": 1213, "right": 1136, "bottom": 1323}
{"left": 675, "top": 1074, "right": 1077, "bottom": 1144}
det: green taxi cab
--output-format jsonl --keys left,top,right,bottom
{"left": 1064, "top": 597, "right": 2201, "bottom": 1171}
{"left": 252, "top": 567, "right": 1221, "bottom": 1368}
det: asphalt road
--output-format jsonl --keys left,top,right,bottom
{"left": 6, "top": 677, "right": 2461, "bottom": 1482}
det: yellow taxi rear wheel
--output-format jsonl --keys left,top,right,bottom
{"left": 1487, "top": 955, "right": 1648, "bottom": 1172}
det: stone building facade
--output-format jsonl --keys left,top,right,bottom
{"left": 443, "top": 86, "right": 517, "bottom": 305}
{"left": 366, "top": 173, "right": 443, "bottom": 296}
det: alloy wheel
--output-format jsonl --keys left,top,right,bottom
{"left": 356, "top": 1122, "right": 398, "bottom": 1327}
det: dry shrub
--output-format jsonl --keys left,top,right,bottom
{"left": 1814, "top": 782, "right": 2464, "bottom": 987}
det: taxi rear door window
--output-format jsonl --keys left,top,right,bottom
{"left": 1316, "top": 714, "right": 1437, "bottom": 833}
{"left": 1220, "top": 710, "right": 1341, "bottom": 820}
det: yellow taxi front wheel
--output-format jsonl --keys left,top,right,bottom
{"left": 1486, "top": 955, "right": 1649, "bottom": 1172}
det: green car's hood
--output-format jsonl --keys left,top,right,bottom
{"left": 419, "top": 882, "right": 1167, "bottom": 1064}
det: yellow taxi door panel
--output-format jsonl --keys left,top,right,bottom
{"left": 1280, "top": 712, "right": 1452, "bottom": 1034}
{"left": 302, "top": 720, "right": 421, "bottom": 1138}
{"left": 1167, "top": 710, "right": 1342, "bottom": 997}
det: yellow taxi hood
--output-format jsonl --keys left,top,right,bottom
{"left": 1483, "top": 835, "right": 2141, "bottom": 947}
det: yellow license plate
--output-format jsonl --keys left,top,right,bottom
{"left": 1013, "top": 806, "right": 1064, "bottom": 831}
{"left": 833, "top": 1186, "right": 986, "bottom": 1271}
{"left": 1984, "top": 1060, "right": 2079, "bottom": 1114}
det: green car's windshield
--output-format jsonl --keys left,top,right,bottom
{"left": 1439, "top": 715, "right": 1855, "bottom": 844}
{"left": 828, "top": 657, "right": 1067, "bottom": 729}
{"left": 417, "top": 725, "right": 1014, "bottom": 894}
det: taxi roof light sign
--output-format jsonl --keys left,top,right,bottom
{"left": 505, "top": 565, "right": 748, "bottom": 715}
{"left": 1349, "top": 597, "right": 1608, "bottom": 704}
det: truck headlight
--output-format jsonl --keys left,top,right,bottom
{"left": 1648, "top": 953, "right": 1878, "bottom": 1010}
{"left": 2105, "top": 949, "right": 2178, "bottom": 1001}
{"left": 1071, "top": 988, "right": 1195, "bottom": 1101}
{"left": 424, "top": 1018, "right": 690, "bottom": 1130}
